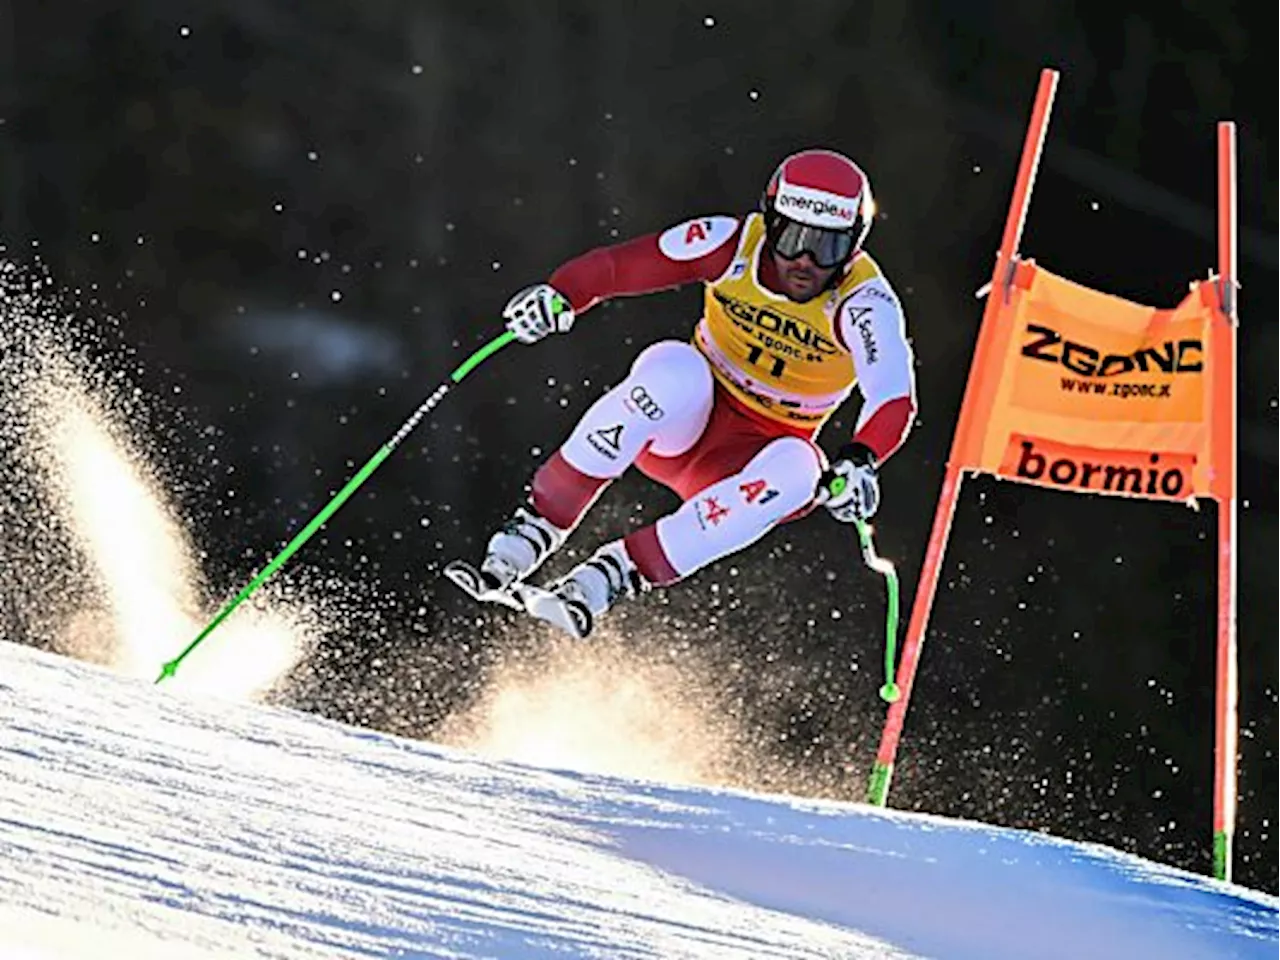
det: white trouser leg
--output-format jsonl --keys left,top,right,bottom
{"left": 652, "top": 435, "right": 824, "bottom": 578}
{"left": 560, "top": 340, "right": 714, "bottom": 478}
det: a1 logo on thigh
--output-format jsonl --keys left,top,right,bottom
{"left": 738, "top": 478, "right": 780, "bottom": 506}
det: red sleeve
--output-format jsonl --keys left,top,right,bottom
{"left": 548, "top": 217, "right": 741, "bottom": 314}
{"left": 853, "top": 395, "right": 916, "bottom": 463}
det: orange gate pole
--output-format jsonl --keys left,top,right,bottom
{"left": 1211, "top": 120, "right": 1239, "bottom": 881}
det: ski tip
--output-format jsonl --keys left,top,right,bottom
{"left": 443, "top": 560, "right": 524, "bottom": 610}
{"left": 442, "top": 559, "right": 485, "bottom": 596}
{"left": 516, "top": 585, "right": 593, "bottom": 640}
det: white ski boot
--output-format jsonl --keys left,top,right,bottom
{"left": 444, "top": 505, "right": 566, "bottom": 607}
{"left": 519, "top": 541, "right": 647, "bottom": 639}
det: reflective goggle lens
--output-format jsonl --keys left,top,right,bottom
{"left": 768, "top": 218, "right": 854, "bottom": 268}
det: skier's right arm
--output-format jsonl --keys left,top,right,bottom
{"left": 503, "top": 216, "right": 741, "bottom": 344}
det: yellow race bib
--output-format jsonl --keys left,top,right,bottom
{"left": 695, "top": 213, "right": 882, "bottom": 427}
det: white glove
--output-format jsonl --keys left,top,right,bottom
{"left": 502, "top": 283, "right": 575, "bottom": 344}
{"left": 819, "top": 443, "right": 880, "bottom": 523}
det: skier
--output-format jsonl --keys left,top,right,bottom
{"left": 446, "top": 148, "right": 917, "bottom": 638}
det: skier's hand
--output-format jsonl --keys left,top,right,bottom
{"left": 503, "top": 283, "right": 575, "bottom": 344}
{"left": 819, "top": 443, "right": 880, "bottom": 523}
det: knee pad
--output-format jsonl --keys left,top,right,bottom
{"left": 561, "top": 342, "right": 713, "bottom": 476}
{"left": 627, "top": 341, "right": 713, "bottom": 415}
{"left": 739, "top": 436, "right": 825, "bottom": 516}
{"left": 653, "top": 436, "right": 823, "bottom": 578}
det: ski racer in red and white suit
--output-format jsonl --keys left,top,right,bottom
{"left": 445, "top": 149, "right": 917, "bottom": 638}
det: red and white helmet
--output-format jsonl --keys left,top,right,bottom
{"left": 760, "top": 149, "right": 875, "bottom": 269}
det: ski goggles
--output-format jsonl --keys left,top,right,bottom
{"left": 766, "top": 214, "right": 856, "bottom": 269}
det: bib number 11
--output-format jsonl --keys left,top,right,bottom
{"left": 746, "top": 344, "right": 787, "bottom": 379}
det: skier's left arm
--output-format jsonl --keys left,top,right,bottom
{"left": 822, "top": 279, "right": 918, "bottom": 522}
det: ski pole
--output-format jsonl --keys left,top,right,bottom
{"left": 156, "top": 330, "right": 517, "bottom": 684}
{"left": 853, "top": 516, "right": 901, "bottom": 704}
{"left": 822, "top": 475, "right": 902, "bottom": 704}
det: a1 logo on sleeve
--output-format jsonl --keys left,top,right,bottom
{"left": 657, "top": 215, "right": 739, "bottom": 261}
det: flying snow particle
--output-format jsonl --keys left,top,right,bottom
{"left": 0, "top": 259, "right": 351, "bottom": 701}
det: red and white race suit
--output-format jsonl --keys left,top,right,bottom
{"left": 528, "top": 213, "right": 917, "bottom": 584}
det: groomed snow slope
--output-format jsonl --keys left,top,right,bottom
{"left": 0, "top": 640, "right": 1274, "bottom": 959}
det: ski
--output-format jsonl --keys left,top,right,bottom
{"left": 443, "top": 560, "right": 593, "bottom": 639}
{"left": 510, "top": 582, "right": 593, "bottom": 640}
{"left": 442, "top": 559, "right": 524, "bottom": 611}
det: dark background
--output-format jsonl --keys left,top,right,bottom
{"left": 2, "top": 1, "right": 1275, "bottom": 891}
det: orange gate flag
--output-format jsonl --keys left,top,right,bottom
{"left": 864, "top": 67, "right": 1240, "bottom": 885}
{"left": 956, "top": 263, "right": 1225, "bottom": 504}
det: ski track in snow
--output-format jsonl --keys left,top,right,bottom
{"left": 0, "top": 640, "right": 1275, "bottom": 960}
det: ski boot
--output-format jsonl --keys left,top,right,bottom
{"left": 519, "top": 541, "right": 648, "bottom": 639}
{"left": 444, "top": 505, "right": 566, "bottom": 608}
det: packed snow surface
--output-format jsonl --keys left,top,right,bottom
{"left": 1, "top": 640, "right": 1275, "bottom": 959}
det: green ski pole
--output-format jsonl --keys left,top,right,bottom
{"left": 823, "top": 475, "right": 901, "bottom": 704}
{"left": 156, "top": 330, "right": 517, "bottom": 684}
